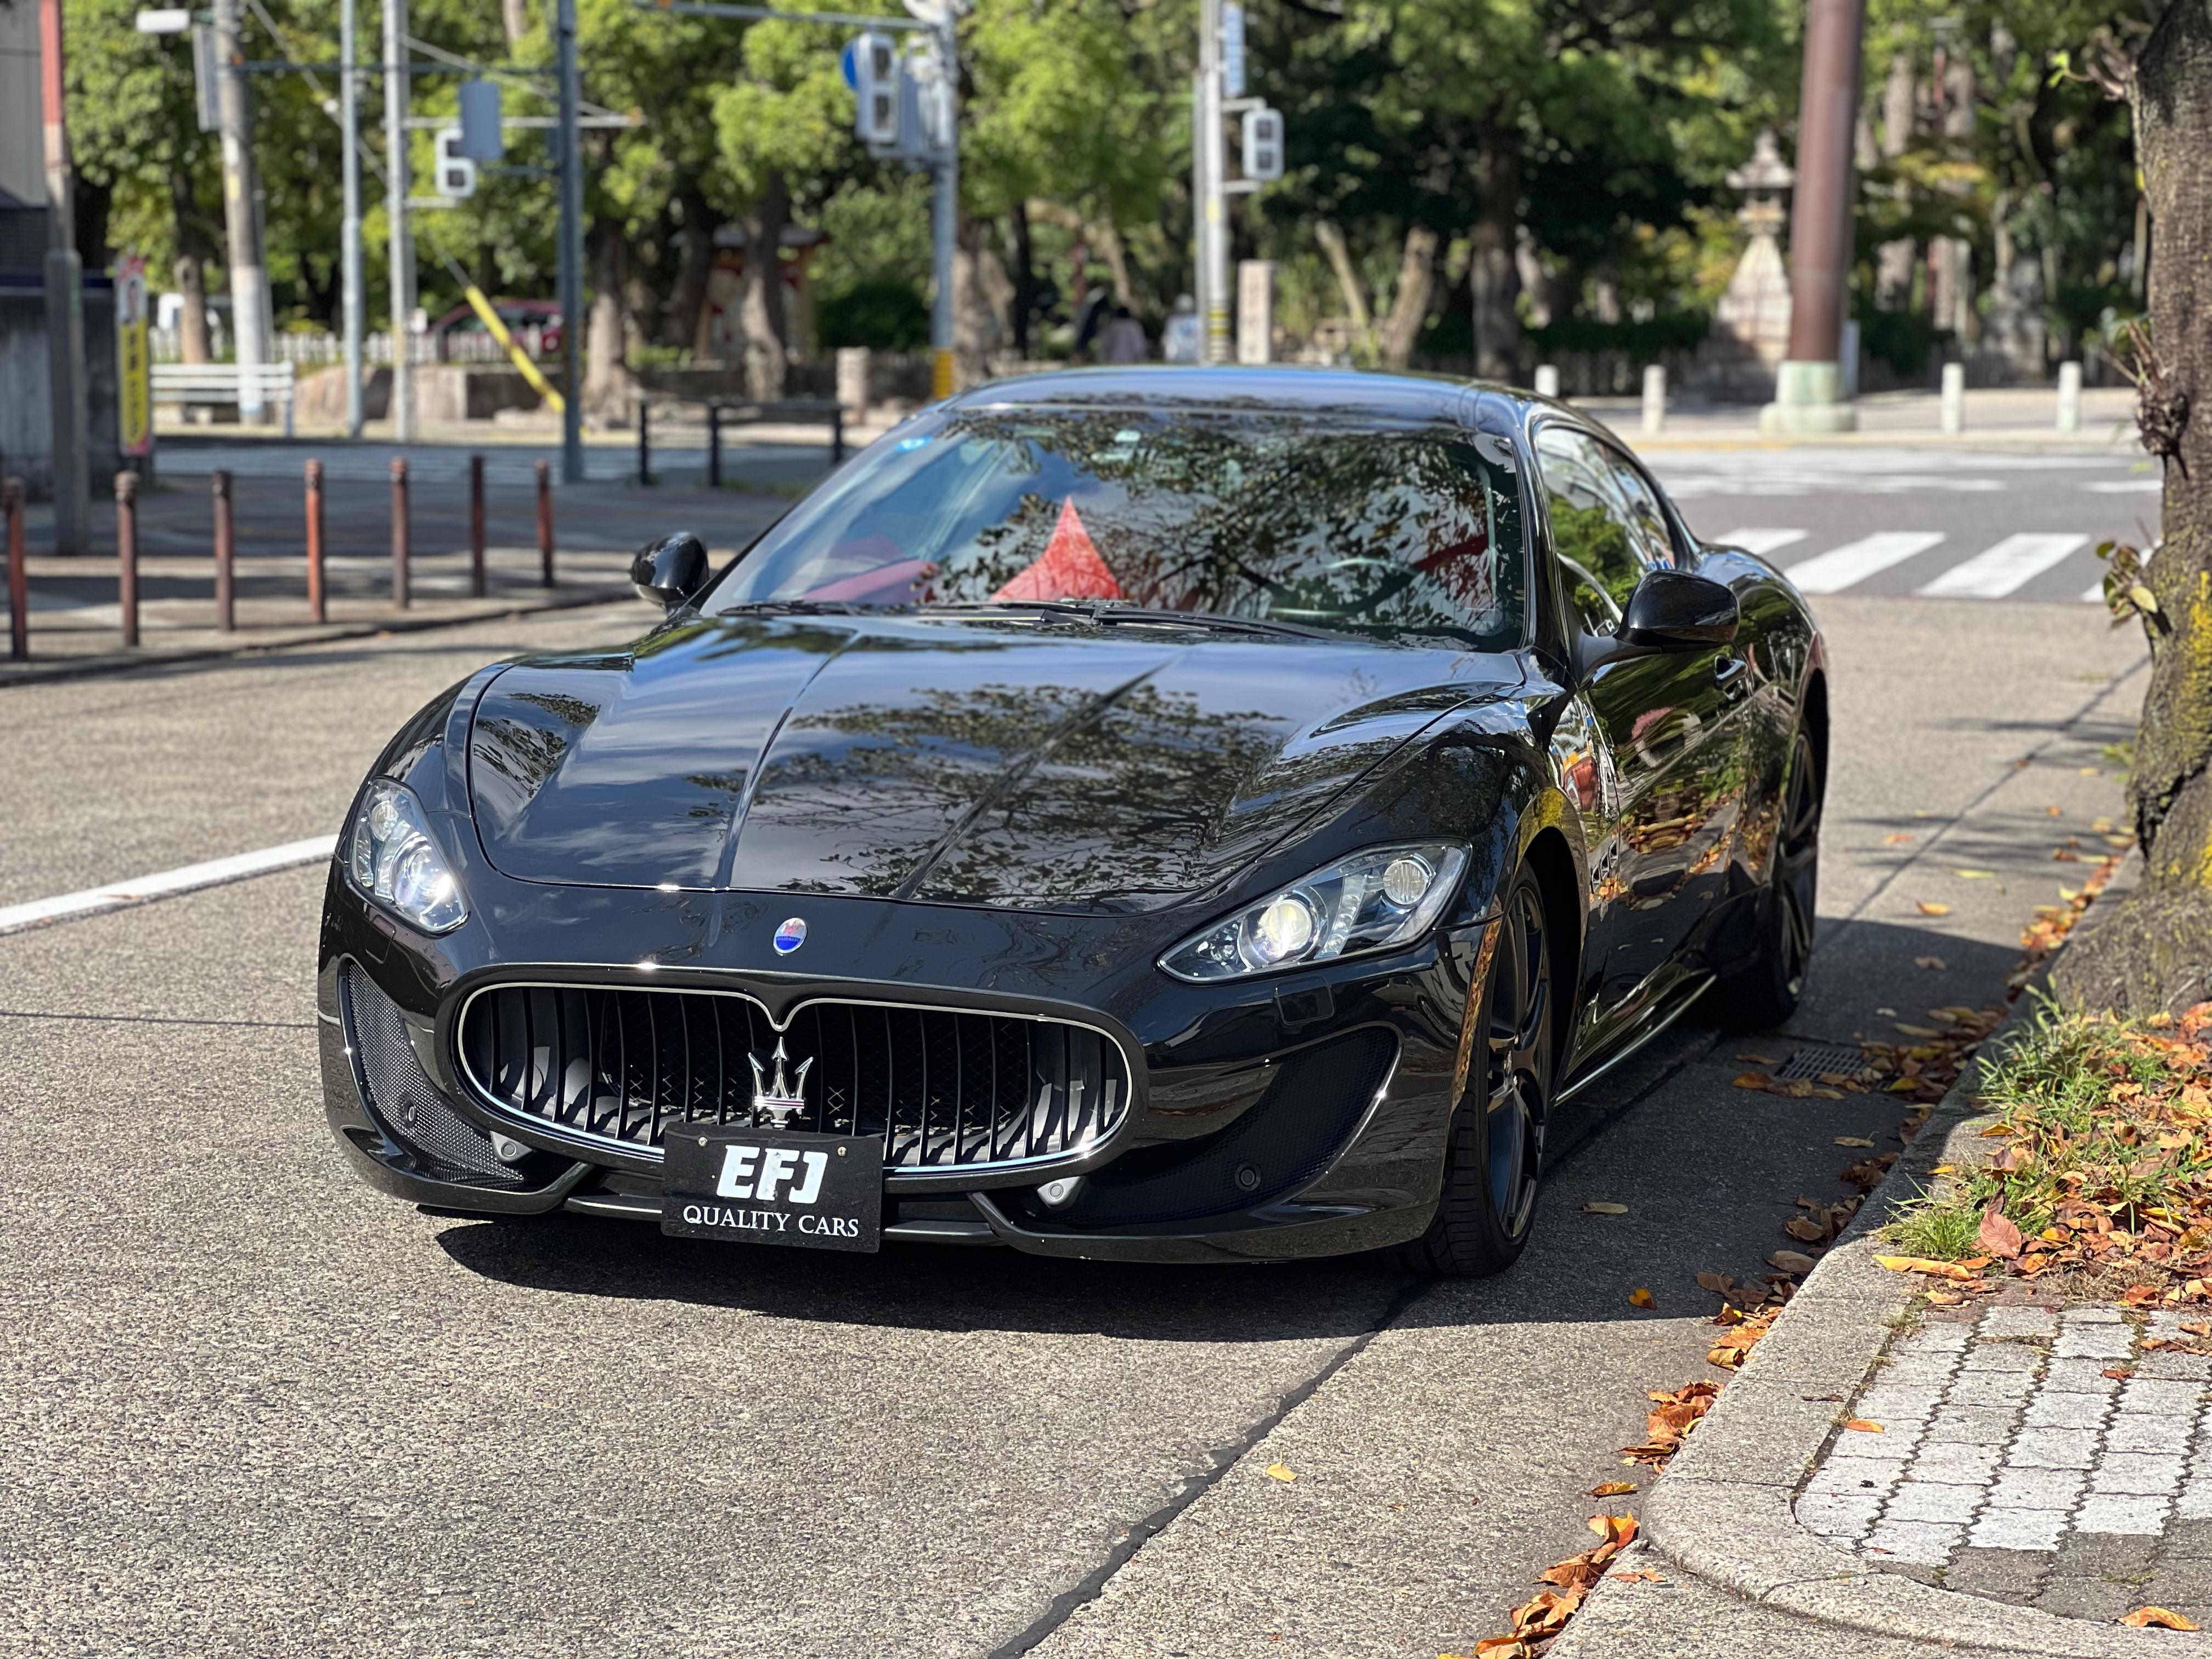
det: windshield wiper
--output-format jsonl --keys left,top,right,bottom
{"left": 922, "top": 600, "right": 1330, "bottom": 640}
{"left": 720, "top": 598, "right": 867, "bottom": 616}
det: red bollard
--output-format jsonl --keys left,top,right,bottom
{"left": 305, "top": 459, "right": 326, "bottom": 622}
{"left": 4, "top": 476, "right": 25, "bottom": 662}
{"left": 390, "top": 455, "right": 411, "bottom": 610}
{"left": 116, "top": 471, "right": 140, "bottom": 648}
{"left": 212, "top": 469, "right": 236, "bottom": 633}
{"left": 535, "top": 458, "right": 554, "bottom": 587}
{"left": 469, "top": 453, "right": 486, "bottom": 598}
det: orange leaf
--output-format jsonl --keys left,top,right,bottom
{"left": 1589, "top": 1481, "right": 1638, "bottom": 1497}
{"left": 1916, "top": 901, "right": 1953, "bottom": 917}
{"left": 1733, "top": 1071, "right": 1775, "bottom": 1090}
{"left": 1874, "top": 1254, "right": 1976, "bottom": 1281}
{"left": 1844, "top": 1419, "right": 1884, "bottom": 1433}
{"left": 2122, "top": 1607, "right": 2201, "bottom": 1630}
{"left": 1628, "top": 1287, "right": 1657, "bottom": 1310}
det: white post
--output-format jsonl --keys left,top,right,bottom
{"left": 836, "top": 346, "right": 870, "bottom": 425}
{"left": 1939, "top": 362, "right": 1965, "bottom": 435}
{"left": 1235, "top": 259, "right": 1273, "bottom": 365}
{"left": 2057, "top": 360, "right": 2083, "bottom": 433}
{"left": 382, "top": 0, "right": 414, "bottom": 440}
{"left": 1641, "top": 364, "right": 1666, "bottom": 435}
{"left": 1534, "top": 363, "right": 1560, "bottom": 400}
{"left": 213, "top": 0, "right": 268, "bottom": 423}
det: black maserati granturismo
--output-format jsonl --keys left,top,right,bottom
{"left": 320, "top": 368, "right": 1826, "bottom": 1274}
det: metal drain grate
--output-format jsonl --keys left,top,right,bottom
{"left": 1774, "top": 1042, "right": 1869, "bottom": 1082}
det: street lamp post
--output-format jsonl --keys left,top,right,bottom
{"left": 382, "top": 0, "right": 415, "bottom": 441}
{"left": 556, "top": 0, "right": 584, "bottom": 483}
{"left": 340, "top": 0, "right": 364, "bottom": 437}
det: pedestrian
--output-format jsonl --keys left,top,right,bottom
{"left": 1098, "top": 305, "right": 1149, "bottom": 365}
{"left": 1162, "top": 294, "right": 1200, "bottom": 364}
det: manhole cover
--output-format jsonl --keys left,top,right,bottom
{"left": 1774, "top": 1042, "right": 1867, "bottom": 1082}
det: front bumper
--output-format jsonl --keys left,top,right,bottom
{"left": 319, "top": 858, "right": 1484, "bottom": 1265}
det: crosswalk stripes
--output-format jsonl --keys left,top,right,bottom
{"left": 1917, "top": 533, "right": 2089, "bottom": 599}
{"left": 1765, "top": 531, "right": 1947, "bottom": 595}
{"left": 1710, "top": 526, "right": 2111, "bottom": 603}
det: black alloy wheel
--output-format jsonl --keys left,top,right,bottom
{"left": 1712, "top": 724, "right": 1822, "bottom": 1030}
{"left": 1401, "top": 865, "right": 1556, "bottom": 1278}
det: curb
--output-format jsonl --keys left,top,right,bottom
{"left": 1574, "top": 856, "right": 2209, "bottom": 1656}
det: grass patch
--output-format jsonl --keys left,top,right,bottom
{"left": 1886, "top": 1190, "right": 1985, "bottom": 1261}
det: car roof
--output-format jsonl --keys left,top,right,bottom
{"left": 944, "top": 365, "right": 1535, "bottom": 427}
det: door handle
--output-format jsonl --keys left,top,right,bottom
{"left": 1713, "top": 655, "right": 1751, "bottom": 699}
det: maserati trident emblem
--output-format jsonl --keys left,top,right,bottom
{"left": 749, "top": 1037, "right": 815, "bottom": 1128}
{"left": 773, "top": 916, "right": 807, "bottom": 955}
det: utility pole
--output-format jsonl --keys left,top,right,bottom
{"left": 212, "top": 0, "right": 270, "bottom": 423}
{"left": 1195, "top": 0, "right": 1229, "bottom": 363}
{"left": 555, "top": 0, "right": 583, "bottom": 482}
{"left": 382, "top": 0, "right": 415, "bottom": 440}
{"left": 1761, "top": 0, "right": 1865, "bottom": 433}
{"left": 37, "top": 0, "right": 89, "bottom": 554}
{"left": 340, "top": 0, "right": 364, "bottom": 437}
{"left": 928, "top": 13, "right": 957, "bottom": 400}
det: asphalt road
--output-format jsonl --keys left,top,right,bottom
{"left": 0, "top": 456, "right": 2157, "bottom": 1657}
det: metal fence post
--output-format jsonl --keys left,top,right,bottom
{"left": 469, "top": 453, "right": 486, "bottom": 597}
{"left": 1640, "top": 364, "right": 1667, "bottom": 436}
{"left": 390, "top": 455, "right": 411, "bottom": 608}
{"left": 637, "top": 400, "right": 651, "bottom": 486}
{"left": 2057, "top": 361, "right": 2084, "bottom": 433}
{"left": 831, "top": 403, "right": 844, "bottom": 467}
{"left": 707, "top": 403, "right": 720, "bottom": 490}
{"left": 4, "top": 477, "right": 25, "bottom": 661}
{"left": 212, "top": 469, "right": 236, "bottom": 632}
{"left": 1940, "top": 362, "right": 1966, "bottom": 435}
{"left": 305, "top": 459, "right": 327, "bottom": 622}
{"left": 535, "top": 458, "right": 554, "bottom": 586}
{"left": 116, "top": 471, "right": 140, "bottom": 648}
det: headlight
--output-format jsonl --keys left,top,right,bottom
{"left": 346, "top": 778, "right": 467, "bottom": 933}
{"left": 1159, "top": 842, "right": 1469, "bottom": 983}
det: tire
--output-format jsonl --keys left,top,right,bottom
{"left": 1400, "top": 865, "right": 1556, "bottom": 1278}
{"left": 1708, "top": 724, "right": 1822, "bottom": 1030}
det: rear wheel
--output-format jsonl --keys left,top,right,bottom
{"left": 1401, "top": 866, "right": 1555, "bottom": 1278}
{"left": 1709, "top": 725, "right": 1821, "bottom": 1030}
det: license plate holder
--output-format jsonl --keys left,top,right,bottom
{"left": 661, "top": 1127, "right": 883, "bottom": 1254}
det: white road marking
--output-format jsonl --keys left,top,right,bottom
{"left": 2081, "top": 479, "right": 2163, "bottom": 494}
{"left": 0, "top": 836, "right": 338, "bottom": 937}
{"left": 1781, "top": 531, "right": 1947, "bottom": 594}
{"left": 1918, "top": 533, "right": 2089, "bottom": 599}
{"left": 1714, "top": 527, "right": 1809, "bottom": 556}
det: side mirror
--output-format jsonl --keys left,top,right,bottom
{"left": 1618, "top": 568, "right": 1739, "bottom": 651}
{"left": 630, "top": 531, "right": 710, "bottom": 614}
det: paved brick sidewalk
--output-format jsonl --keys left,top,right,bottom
{"left": 1798, "top": 1302, "right": 2212, "bottom": 1623}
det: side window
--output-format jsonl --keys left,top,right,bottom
{"left": 1595, "top": 445, "right": 1678, "bottom": 569}
{"left": 1534, "top": 426, "right": 1644, "bottom": 634}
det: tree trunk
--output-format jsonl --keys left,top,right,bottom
{"left": 1376, "top": 224, "right": 1438, "bottom": 370}
{"left": 2051, "top": 0, "right": 2212, "bottom": 1017}
{"left": 582, "top": 216, "right": 633, "bottom": 424}
{"left": 173, "top": 253, "right": 212, "bottom": 365}
{"left": 1009, "top": 201, "right": 1037, "bottom": 357}
{"left": 664, "top": 188, "right": 718, "bottom": 352}
{"left": 1469, "top": 138, "right": 1522, "bottom": 381}
{"left": 953, "top": 217, "right": 1012, "bottom": 382}
{"left": 740, "top": 171, "right": 789, "bottom": 400}
{"left": 502, "top": 0, "right": 529, "bottom": 50}
{"left": 1313, "top": 219, "right": 1373, "bottom": 358}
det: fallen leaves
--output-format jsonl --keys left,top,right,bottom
{"left": 1875, "top": 1254, "right": 1979, "bottom": 1281}
{"left": 1954, "top": 868, "right": 1997, "bottom": 880}
{"left": 1588, "top": 1481, "right": 1638, "bottom": 1498}
{"left": 1978, "top": 1203, "right": 2024, "bottom": 1260}
{"left": 1628, "top": 1287, "right": 1657, "bottom": 1310}
{"left": 1916, "top": 901, "right": 1954, "bottom": 917}
{"left": 1835, "top": 1136, "right": 1876, "bottom": 1148}
{"left": 2122, "top": 1606, "right": 2200, "bottom": 1630}
{"left": 1583, "top": 1201, "right": 1629, "bottom": 1215}
{"left": 1883, "top": 832, "right": 1915, "bottom": 844}
{"left": 1469, "top": 1515, "right": 1643, "bottom": 1656}
{"left": 1916, "top": 955, "right": 1948, "bottom": 970}
{"left": 1621, "top": 1383, "right": 1719, "bottom": 1466}
{"left": 1706, "top": 1303, "right": 1780, "bottom": 1370}
{"left": 1769, "top": 1249, "right": 1817, "bottom": 1275}
{"left": 1843, "top": 1419, "right": 1885, "bottom": 1433}
{"left": 1264, "top": 1463, "right": 1297, "bottom": 1482}
{"left": 1734, "top": 1071, "right": 1776, "bottom": 1090}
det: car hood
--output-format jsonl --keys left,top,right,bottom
{"left": 465, "top": 614, "right": 1515, "bottom": 909}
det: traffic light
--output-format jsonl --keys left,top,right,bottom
{"left": 852, "top": 31, "right": 901, "bottom": 147}
{"left": 1240, "top": 106, "right": 1284, "bottom": 183}
{"left": 434, "top": 128, "right": 477, "bottom": 200}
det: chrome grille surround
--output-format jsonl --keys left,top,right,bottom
{"left": 452, "top": 980, "right": 1134, "bottom": 1178}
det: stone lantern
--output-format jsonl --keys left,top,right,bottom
{"left": 1701, "top": 130, "right": 1796, "bottom": 398}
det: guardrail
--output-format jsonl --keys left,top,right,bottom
{"left": 636, "top": 396, "right": 846, "bottom": 488}
{"left": 151, "top": 363, "right": 300, "bottom": 438}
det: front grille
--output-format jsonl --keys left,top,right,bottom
{"left": 342, "top": 964, "right": 527, "bottom": 1188}
{"left": 456, "top": 984, "right": 1131, "bottom": 1171}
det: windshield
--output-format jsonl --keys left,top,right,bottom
{"left": 706, "top": 406, "right": 1527, "bottom": 650}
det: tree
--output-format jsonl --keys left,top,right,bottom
{"left": 2051, "top": 0, "right": 2212, "bottom": 1017}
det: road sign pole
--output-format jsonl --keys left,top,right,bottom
{"left": 1197, "top": 0, "right": 1229, "bottom": 364}
{"left": 214, "top": 0, "right": 270, "bottom": 423}
{"left": 382, "top": 0, "right": 415, "bottom": 440}
{"left": 339, "top": 0, "right": 364, "bottom": 438}
{"left": 556, "top": 0, "right": 585, "bottom": 483}
{"left": 928, "top": 16, "right": 957, "bottom": 400}
{"left": 39, "top": 0, "right": 91, "bottom": 554}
